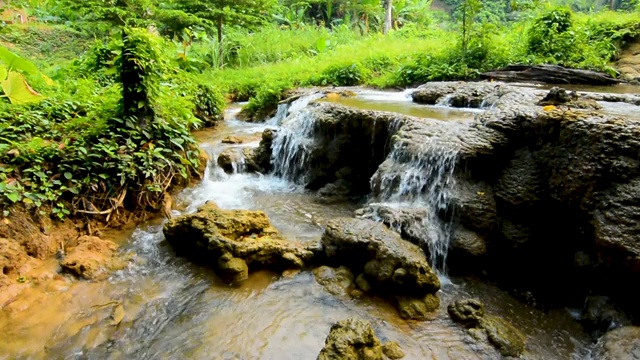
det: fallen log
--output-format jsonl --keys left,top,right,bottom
{"left": 481, "top": 64, "right": 619, "bottom": 85}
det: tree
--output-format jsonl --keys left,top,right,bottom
{"left": 383, "top": 0, "right": 393, "bottom": 34}
{"left": 457, "top": 0, "right": 482, "bottom": 55}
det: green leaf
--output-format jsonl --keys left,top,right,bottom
{"left": 64, "top": 172, "right": 73, "bottom": 180}
{"left": 6, "top": 192, "right": 20, "bottom": 203}
{"left": 1, "top": 71, "right": 43, "bottom": 105}
{"left": 0, "top": 47, "right": 40, "bottom": 75}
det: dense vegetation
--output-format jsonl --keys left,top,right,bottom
{"left": 0, "top": 0, "right": 639, "bottom": 219}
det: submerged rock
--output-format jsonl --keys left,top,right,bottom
{"left": 221, "top": 136, "right": 244, "bottom": 144}
{"left": 381, "top": 341, "right": 405, "bottom": 359}
{"left": 163, "top": 203, "right": 313, "bottom": 282}
{"left": 313, "top": 265, "right": 355, "bottom": 296}
{"left": 395, "top": 294, "right": 440, "bottom": 321}
{"left": 592, "top": 326, "right": 640, "bottom": 360}
{"left": 60, "top": 236, "right": 126, "bottom": 280}
{"left": 448, "top": 299, "right": 525, "bottom": 357}
{"left": 317, "top": 318, "right": 383, "bottom": 360}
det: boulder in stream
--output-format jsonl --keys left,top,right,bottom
{"left": 321, "top": 217, "right": 440, "bottom": 318}
{"left": 448, "top": 299, "right": 525, "bottom": 357}
{"left": 317, "top": 318, "right": 383, "bottom": 360}
{"left": 163, "top": 203, "right": 313, "bottom": 282}
{"left": 217, "top": 148, "right": 245, "bottom": 174}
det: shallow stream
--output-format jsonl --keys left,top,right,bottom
{"left": 0, "top": 89, "right": 611, "bottom": 360}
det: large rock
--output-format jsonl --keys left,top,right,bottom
{"left": 163, "top": 203, "right": 313, "bottom": 281}
{"left": 317, "top": 318, "right": 383, "bottom": 360}
{"left": 592, "top": 326, "right": 640, "bottom": 360}
{"left": 322, "top": 218, "right": 440, "bottom": 298}
{"left": 448, "top": 299, "right": 525, "bottom": 358}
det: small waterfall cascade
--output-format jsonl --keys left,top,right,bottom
{"left": 267, "top": 92, "right": 324, "bottom": 126}
{"left": 371, "top": 127, "right": 461, "bottom": 274}
{"left": 270, "top": 106, "right": 320, "bottom": 183}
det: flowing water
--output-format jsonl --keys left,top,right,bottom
{"left": 0, "top": 89, "right": 597, "bottom": 360}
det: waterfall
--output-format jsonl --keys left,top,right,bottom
{"left": 270, "top": 106, "right": 319, "bottom": 183}
{"left": 370, "top": 127, "right": 460, "bottom": 274}
{"left": 267, "top": 92, "right": 324, "bottom": 126}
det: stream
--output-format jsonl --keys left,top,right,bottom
{"left": 4, "top": 88, "right": 627, "bottom": 359}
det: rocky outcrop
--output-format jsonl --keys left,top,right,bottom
{"left": 60, "top": 236, "right": 126, "bottom": 280}
{"left": 317, "top": 318, "right": 404, "bottom": 360}
{"left": 321, "top": 217, "right": 440, "bottom": 319}
{"left": 264, "top": 82, "right": 640, "bottom": 322}
{"left": 448, "top": 299, "right": 526, "bottom": 357}
{"left": 163, "top": 203, "right": 313, "bottom": 282}
{"left": 592, "top": 326, "right": 640, "bottom": 360}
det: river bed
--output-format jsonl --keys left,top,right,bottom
{"left": 0, "top": 89, "right": 600, "bottom": 360}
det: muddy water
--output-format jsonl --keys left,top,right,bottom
{"left": 0, "top": 90, "right": 594, "bottom": 360}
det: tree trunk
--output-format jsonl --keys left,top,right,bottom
{"left": 217, "top": 15, "right": 224, "bottom": 68}
{"left": 383, "top": 0, "right": 393, "bottom": 35}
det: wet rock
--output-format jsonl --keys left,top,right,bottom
{"left": 218, "top": 254, "right": 249, "bottom": 282}
{"left": 317, "top": 318, "right": 383, "bottom": 360}
{"left": 448, "top": 299, "right": 485, "bottom": 327}
{"left": 221, "top": 136, "right": 244, "bottom": 144}
{"left": 537, "top": 87, "right": 601, "bottom": 110}
{"left": 494, "top": 149, "right": 544, "bottom": 208}
{"left": 382, "top": 341, "right": 405, "bottom": 359}
{"left": 322, "top": 218, "right": 440, "bottom": 298}
{"left": 395, "top": 294, "right": 440, "bottom": 320}
{"left": 449, "top": 181, "right": 497, "bottom": 236}
{"left": 163, "top": 203, "right": 313, "bottom": 280}
{"left": 60, "top": 236, "right": 125, "bottom": 280}
{"left": 355, "top": 205, "right": 428, "bottom": 245}
{"left": 451, "top": 226, "right": 487, "bottom": 260}
{"left": 318, "top": 179, "right": 352, "bottom": 198}
{"left": 592, "top": 326, "right": 640, "bottom": 360}
{"left": 581, "top": 296, "right": 629, "bottom": 339}
{"left": 411, "top": 82, "right": 496, "bottom": 107}
{"left": 313, "top": 265, "right": 354, "bottom": 296}
{"left": 217, "top": 148, "right": 244, "bottom": 174}
{"left": 243, "top": 129, "right": 275, "bottom": 174}
{"left": 448, "top": 299, "right": 525, "bottom": 357}
{"left": 355, "top": 273, "right": 371, "bottom": 292}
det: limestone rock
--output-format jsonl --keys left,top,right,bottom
{"left": 355, "top": 273, "right": 371, "bottom": 292}
{"left": 60, "top": 236, "right": 125, "bottom": 280}
{"left": 592, "top": 326, "right": 640, "bottom": 360}
{"left": 217, "top": 148, "right": 244, "bottom": 174}
{"left": 322, "top": 218, "right": 440, "bottom": 298}
{"left": 317, "top": 318, "right": 383, "bottom": 360}
{"left": 381, "top": 341, "right": 405, "bottom": 359}
{"left": 163, "top": 204, "right": 313, "bottom": 280}
{"left": 448, "top": 299, "right": 525, "bottom": 357}
{"left": 218, "top": 254, "right": 249, "bottom": 283}
{"left": 313, "top": 266, "right": 355, "bottom": 296}
{"left": 395, "top": 294, "right": 439, "bottom": 320}
{"left": 221, "top": 136, "right": 243, "bottom": 144}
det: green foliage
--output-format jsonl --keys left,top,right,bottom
{"left": 313, "top": 62, "right": 371, "bottom": 86}
{"left": 527, "top": 7, "right": 574, "bottom": 61}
